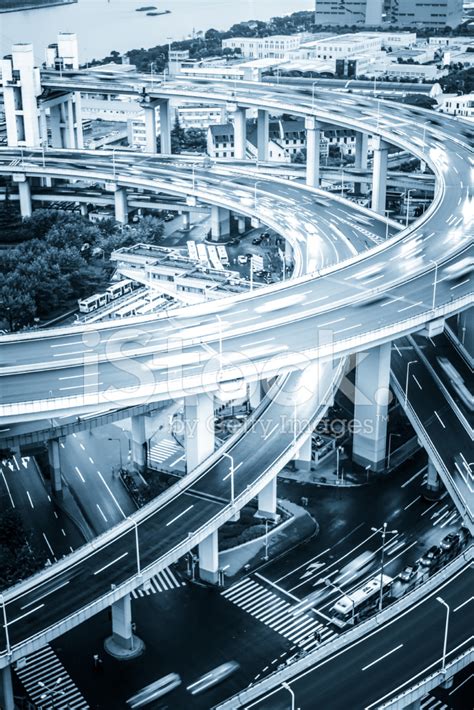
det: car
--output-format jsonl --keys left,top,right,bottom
{"left": 237, "top": 255, "right": 248, "bottom": 265}
{"left": 398, "top": 564, "right": 418, "bottom": 583}
{"left": 229, "top": 238, "right": 240, "bottom": 245}
{"left": 252, "top": 237, "right": 263, "bottom": 245}
{"left": 420, "top": 546, "right": 442, "bottom": 569}
{"left": 126, "top": 673, "right": 181, "bottom": 708}
{"left": 440, "top": 532, "right": 462, "bottom": 556}
{"left": 187, "top": 661, "right": 240, "bottom": 695}
{"left": 163, "top": 212, "right": 175, "bottom": 222}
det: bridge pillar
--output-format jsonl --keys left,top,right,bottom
{"left": 182, "top": 212, "right": 190, "bottom": 230}
{"left": 248, "top": 380, "right": 263, "bottom": 410}
{"left": 131, "top": 415, "right": 147, "bottom": 472}
{"left": 114, "top": 187, "right": 128, "bottom": 224}
{"left": 185, "top": 393, "right": 214, "bottom": 471}
{"left": 159, "top": 100, "right": 172, "bottom": 154}
{"left": 199, "top": 529, "right": 219, "bottom": 584}
{"left": 352, "top": 342, "right": 391, "bottom": 472}
{"left": 105, "top": 594, "right": 144, "bottom": 659}
{"left": 423, "top": 459, "right": 442, "bottom": 501}
{"left": 294, "top": 434, "right": 312, "bottom": 472}
{"left": 0, "top": 666, "right": 14, "bottom": 710}
{"left": 210, "top": 205, "right": 230, "bottom": 240}
{"left": 232, "top": 106, "right": 247, "bottom": 160}
{"left": 143, "top": 104, "right": 157, "bottom": 153}
{"left": 257, "top": 109, "right": 269, "bottom": 162}
{"left": 354, "top": 131, "right": 368, "bottom": 195}
{"left": 47, "top": 438, "right": 63, "bottom": 496}
{"left": 14, "top": 175, "right": 32, "bottom": 218}
{"left": 305, "top": 116, "right": 321, "bottom": 188}
{"left": 403, "top": 701, "right": 420, "bottom": 710}
{"left": 371, "top": 136, "right": 389, "bottom": 215}
{"left": 257, "top": 476, "right": 277, "bottom": 518}
{"left": 1, "top": 43, "right": 41, "bottom": 147}
{"left": 441, "top": 675, "right": 454, "bottom": 690}
{"left": 237, "top": 216, "right": 246, "bottom": 234}
{"left": 80, "top": 203, "right": 88, "bottom": 217}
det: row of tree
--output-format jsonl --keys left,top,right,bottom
{"left": 0, "top": 509, "right": 47, "bottom": 590}
{"left": 0, "top": 208, "right": 165, "bottom": 330}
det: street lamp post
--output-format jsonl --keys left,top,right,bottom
{"left": 405, "top": 189, "right": 415, "bottom": 229}
{"left": 324, "top": 577, "right": 355, "bottom": 624}
{"left": 0, "top": 594, "right": 11, "bottom": 657}
{"left": 430, "top": 259, "right": 438, "bottom": 311}
{"left": 371, "top": 522, "right": 398, "bottom": 612}
{"left": 282, "top": 682, "right": 296, "bottom": 710}
{"left": 215, "top": 313, "right": 223, "bottom": 362}
{"left": 404, "top": 359, "right": 418, "bottom": 409}
{"left": 436, "top": 596, "right": 450, "bottom": 673}
{"left": 311, "top": 80, "right": 318, "bottom": 110}
{"left": 222, "top": 451, "right": 235, "bottom": 504}
{"left": 108, "top": 437, "right": 123, "bottom": 472}
{"left": 128, "top": 517, "right": 141, "bottom": 576}
{"left": 264, "top": 518, "right": 269, "bottom": 561}
{"left": 39, "top": 678, "right": 65, "bottom": 708}
{"left": 112, "top": 146, "right": 117, "bottom": 181}
{"left": 150, "top": 61, "right": 155, "bottom": 88}
{"left": 336, "top": 445, "right": 344, "bottom": 485}
{"left": 387, "top": 433, "right": 401, "bottom": 470}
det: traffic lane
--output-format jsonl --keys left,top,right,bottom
{"left": 0, "top": 457, "right": 83, "bottom": 560}
{"left": 4, "top": 493, "right": 224, "bottom": 647}
{"left": 412, "top": 332, "right": 474, "bottom": 428}
{"left": 1, "top": 259, "right": 471, "bottom": 408}
{"left": 391, "top": 339, "right": 474, "bottom": 508}
{"left": 248, "top": 563, "right": 473, "bottom": 710}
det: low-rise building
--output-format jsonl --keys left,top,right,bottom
{"left": 438, "top": 93, "right": 474, "bottom": 120}
{"left": 222, "top": 35, "right": 303, "bottom": 60}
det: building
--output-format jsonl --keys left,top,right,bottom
{"left": 314, "top": 0, "right": 383, "bottom": 27}
{"left": 129, "top": 104, "right": 228, "bottom": 150}
{"left": 222, "top": 35, "right": 302, "bottom": 60}
{"left": 438, "top": 93, "right": 474, "bottom": 120}
{"left": 389, "top": 0, "right": 463, "bottom": 29}
{"left": 300, "top": 33, "right": 383, "bottom": 61}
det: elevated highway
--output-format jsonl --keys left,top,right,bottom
{"left": 0, "top": 74, "right": 472, "bottom": 676}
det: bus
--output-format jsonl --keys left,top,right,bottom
{"left": 217, "top": 244, "right": 229, "bottom": 266}
{"left": 78, "top": 293, "right": 108, "bottom": 313}
{"left": 187, "top": 240, "right": 198, "bottom": 261}
{"left": 329, "top": 574, "right": 393, "bottom": 628}
{"left": 196, "top": 243, "right": 209, "bottom": 265}
{"left": 207, "top": 244, "right": 224, "bottom": 271}
{"left": 106, "top": 279, "right": 134, "bottom": 301}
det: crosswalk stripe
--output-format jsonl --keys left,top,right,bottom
{"left": 222, "top": 577, "right": 336, "bottom": 648}
{"left": 131, "top": 567, "right": 184, "bottom": 598}
{"left": 14, "top": 645, "right": 88, "bottom": 709}
{"left": 148, "top": 438, "right": 182, "bottom": 467}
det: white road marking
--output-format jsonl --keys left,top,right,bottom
{"left": 362, "top": 643, "right": 403, "bottom": 671}
{"left": 166, "top": 504, "right": 194, "bottom": 527}
{"left": 93, "top": 551, "right": 128, "bottom": 575}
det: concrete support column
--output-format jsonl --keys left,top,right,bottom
{"left": 257, "top": 476, "right": 277, "bottom": 518}
{"left": 131, "top": 415, "right": 147, "bottom": 472}
{"left": 143, "top": 104, "right": 157, "bottom": 153}
{"left": 182, "top": 212, "right": 190, "bottom": 230}
{"left": 80, "top": 203, "right": 88, "bottom": 217}
{"left": 49, "top": 105, "right": 63, "bottom": 148}
{"left": 257, "top": 108, "right": 269, "bottom": 162}
{"left": 66, "top": 98, "right": 76, "bottom": 148}
{"left": 0, "top": 666, "right": 14, "bottom": 710}
{"left": 47, "top": 438, "right": 63, "bottom": 495}
{"left": 354, "top": 131, "right": 368, "bottom": 195}
{"left": 294, "top": 434, "right": 312, "bottom": 472}
{"left": 237, "top": 216, "right": 246, "bottom": 234}
{"left": 248, "top": 380, "right": 262, "bottom": 410}
{"left": 210, "top": 205, "right": 230, "bottom": 240}
{"left": 74, "top": 92, "right": 84, "bottom": 149}
{"left": 305, "top": 116, "right": 321, "bottom": 188}
{"left": 16, "top": 176, "right": 32, "bottom": 218}
{"left": 114, "top": 187, "right": 128, "bottom": 224}
{"left": 104, "top": 593, "right": 144, "bottom": 659}
{"left": 457, "top": 308, "right": 473, "bottom": 358}
{"left": 371, "top": 136, "right": 389, "bottom": 215}
{"left": 199, "top": 529, "right": 218, "bottom": 584}
{"left": 159, "top": 100, "right": 171, "bottom": 154}
{"left": 403, "top": 701, "right": 420, "bottom": 710}
{"left": 185, "top": 393, "right": 214, "bottom": 471}
{"left": 352, "top": 342, "right": 391, "bottom": 472}
{"left": 233, "top": 106, "right": 247, "bottom": 160}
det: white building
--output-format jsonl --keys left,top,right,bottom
{"left": 300, "top": 33, "right": 383, "bottom": 61}
{"left": 389, "top": 0, "right": 463, "bottom": 28}
{"left": 314, "top": 0, "right": 383, "bottom": 27}
{"left": 438, "top": 93, "right": 474, "bottom": 120}
{"left": 129, "top": 104, "right": 228, "bottom": 149}
{"left": 222, "top": 35, "right": 302, "bottom": 60}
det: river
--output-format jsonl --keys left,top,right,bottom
{"left": 0, "top": 0, "right": 313, "bottom": 62}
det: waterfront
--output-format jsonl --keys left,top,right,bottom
{"left": 0, "top": 0, "right": 313, "bottom": 62}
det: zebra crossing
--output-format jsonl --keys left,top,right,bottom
{"left": 221, "top": 577, "right": 335, "bottom": 651}
{"left": 148, "top": 437, "right": 183, "bottom": 468}
{"left": 14, "top": 645, "right": 88, "bottom": 709}
{"left": 132, "top": 567, "right": 186, "bottom": 598}
{"left": 420, "top": 696, "right": 451, "bottom": 710}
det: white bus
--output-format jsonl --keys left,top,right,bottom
{"left": 187, "top": 240, "right": 198, "bottom": 261}
{"left": 207, "top": 244, "right": 224, "bottom": 270}
{"left": 196, "top": 243, "right": 209, "bottom": 265}
{"left": 78, "top": 293, "right": 108, "bottom": 313}
{"left": 106, "top": 279, "right": 134, "bottom": 301}
{"left": 217, "top": 244, "right": 229, "bottom": 266}
{"left": 329, "top": 574, "right": 393, "bottom": 628}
